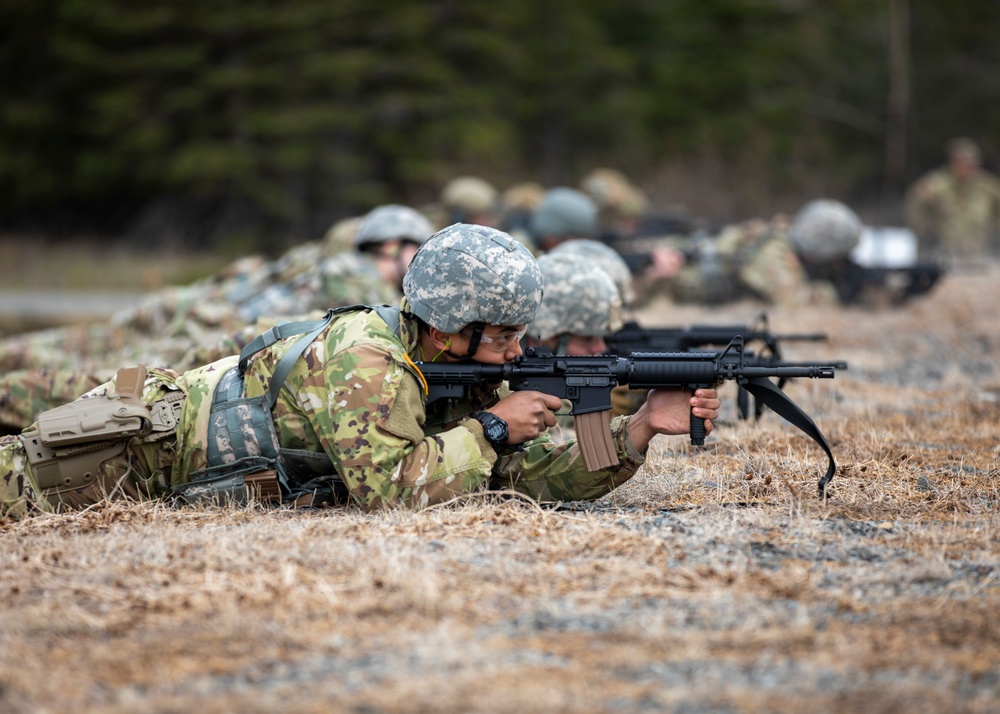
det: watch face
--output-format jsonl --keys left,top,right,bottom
{"left": 476, "top": 412, "right": 508, "bottom": 446}
{"left": 484, "top": 421, "right": 507, "bottom": 443}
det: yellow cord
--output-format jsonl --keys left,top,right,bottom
{"left": 403, "top": 352, "right": 429, "bottom": 395}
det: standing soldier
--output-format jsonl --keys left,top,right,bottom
{"left": 0, "top": 224, "right": 720, "bottom": 519}
{"left": 904, "top": 137, "right": 1000, "bottom": 260}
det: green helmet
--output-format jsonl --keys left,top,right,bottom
{"left": 403, "top": 223, "right": 544, "bottom": 333}
{"left": 788, "top": 199, "right": 862, "bottom": 261}
{"left": 529, "top": 253, "right": 622, "bottom": 341}
{"left": 549, "top": 238, "right": 636, "bottom": 306}
{"left": 355, "top": 204, "right": 435, "bottom": 247}
{"left": 530, "top": 187, "right": 598, "bottom": 240}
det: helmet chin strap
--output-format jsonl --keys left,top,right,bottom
{"left": 444, "top": 321, "right": 484, "bottom": 361}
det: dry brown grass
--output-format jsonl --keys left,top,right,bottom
{"left": 1, "top": 267, "right": 999, "bottom": 712}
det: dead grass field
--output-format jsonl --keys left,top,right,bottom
{"left": 0, "top": 265, "right": 998, "bottom": 713}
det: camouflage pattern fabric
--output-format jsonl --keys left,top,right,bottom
{"left": 529, "top": 253, "right": 622, "bottom": 342}
{"left": 668, "top": 218, "right": 809, "bottom": 306}
{"left": 0, "top": 368, "right": 109, "bottom": 434}
{"left": 0, "top": 247, "right": 398, "bottom": 375}
{"left": 0, "top": 300, "right": 649, "bottom": 518}
{"left": 355, "top": 204, "right": 435, "bottom": 246}
{"left": 0, "top": 366, "right": 184, "bottom": 518}
{"left": 549, "top": 238, "right": 637, "bottom": 306}
{"left": 904, "top": 168, "right": 1000, "bottom": 259}
{"left": 403, "top": 224, "right": 543, "bottom": 333}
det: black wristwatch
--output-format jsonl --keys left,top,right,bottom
{"left": 471, "top": 411, "right": 509, "bottom": 450}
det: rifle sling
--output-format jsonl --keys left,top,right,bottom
{"left": 740, "top": 377, "right": 836, "bottom": 499}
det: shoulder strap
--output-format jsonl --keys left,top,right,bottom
{"left": 740, "top": 376, "right": 837, "bottom": 499}
{"left": 237, "top": 304, "right": 396, "bottom": 409}
{"left": 373, "top": 304, "right": 401, "bottom": 337}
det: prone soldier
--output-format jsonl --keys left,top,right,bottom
{"left": 0, "top": 224, "right": 720, "bottom": 519}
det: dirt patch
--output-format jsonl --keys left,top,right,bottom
{"left": 0, "top": 266, "right": 998, "bottom": 712}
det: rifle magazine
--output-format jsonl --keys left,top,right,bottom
{"left": 574, "top": 411, "right": 619, "bottom": 471}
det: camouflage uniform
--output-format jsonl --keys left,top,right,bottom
{"left": 904, "top": 159, "right": 1000, "bottom": 259}
{"left": 0, "top": 368, "right": 108, "bottom": 435}
{"left": 0, "top": 206, "right": 430, "bottom": 374}
{"left": 667, "top": 216, "right": 810, "bottom": 306}
{"left": 0, "top": 225, "right": 648, "bottom": 519}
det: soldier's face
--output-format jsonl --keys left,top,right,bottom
{"left": 950, "top": 155, "right": 979, "bottom": 180}
{"left": 453, "top": 325, "right": 526, "bottom": 364}
{"left": 564, "top": 334, "right": 607, "bottom": 356}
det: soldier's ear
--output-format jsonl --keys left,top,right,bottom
{"left": 428, "top": 326, "right": 453, "bottom": 350}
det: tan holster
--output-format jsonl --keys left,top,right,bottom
{"left": 19, "top": 366, "right": 184, "bottom": 493}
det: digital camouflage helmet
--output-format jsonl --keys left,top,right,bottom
{"left": 355, "top": 204, "right": 435, "bottom": 247}
{"left": 529, "top": 252, "right": 622, "bottom": 342}
{"left": 549, "top": 238, "right": 636, "bottom": 306}
{"left": 788, "top": 199, "right": 862, "bottom": 262}
{"left": 403, "top": 223, "right": 544, "bottom": 334}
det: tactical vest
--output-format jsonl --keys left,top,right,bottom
{"left": 172, "top": 304, "right": 401, "bottom": 508}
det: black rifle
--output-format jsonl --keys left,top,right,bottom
{"left": 801, "top": 258, "right": 945, "bottom": 305}
{"left": 606, "top": 314, "right": 847, "bottom": 420}
{"left": 414, "top": 338, "right": 838, "bottom": 497}
{"left": 606, "top": 313, "right": 830, "bottom": 361}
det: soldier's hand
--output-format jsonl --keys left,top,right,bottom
{"left": 626, "top": 388, "right": 721, "bottom": 452}
{"left": 489, "top": 391, "right": 562, "bottom": 444}
{"left": 646, "top": 388, "right": 719, "bottom": 435}
{"left": 645, "top": 247, "right": 686, "bottom": 281}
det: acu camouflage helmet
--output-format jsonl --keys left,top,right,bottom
{"left": 530, "top": 253, "right": 622, "bottom": 341}
{"left": 403, "top": 223, "right": 544, "bottom": 333}
{"left": 356, "top": 204, "right": 435, "bottom": 247}
{"left": 530, "top": 187, "right": 598, "bottom": 240}
{"left": 788, "top": 199, "right": 862, "bottom": 261}
{"left": 549, "top": 238, "right": 636, "bottom": 306}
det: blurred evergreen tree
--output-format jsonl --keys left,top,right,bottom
{"left": 0, "top": 0, "right": 997, "bottom": 246}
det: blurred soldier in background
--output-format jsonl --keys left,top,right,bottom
{"left": 438, "top": 176, "right": 500, "bottom": 227}
{"left": 524, "top": 252, "right": 623, "bottom": 357}
{"left": 663, "top": 212, "right": 812, "bottom": 307}
{"left": 904, "top": 138, "right": 1000, "bottom": 260}
{"left": 321, "top": 203, "right": 434, "bottom": 307}
{"left": 522, "top": 251, "right": 624, "bottom": 442}
{"left": 0, "top": 205, "right": 433, "bottom": 376}
{"left": 530, "top": 187, "right": 600, "bottom": 252}
{"left": 0, "top": 223, "right": 718, "bottom": 519}
{"left": 580, "top": 167, "right": 648, "bottom": 244}
{"left": 542, "top": 239, "right": 652, "bottom": 418}
{"left": 498, "top": 181, "right": 546, "bottom": 255}
{"left": 0, "top": 205, "right": 435, "bottom": 430}
{"left": 787, "top": 199, "right": 864, "bottom": 304}
{"left": 548, "top": 238, "right": 637, "bottom": 309}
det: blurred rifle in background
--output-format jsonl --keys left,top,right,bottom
{"left": 606, "top": 313, "right": 847, "bottom": 421}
